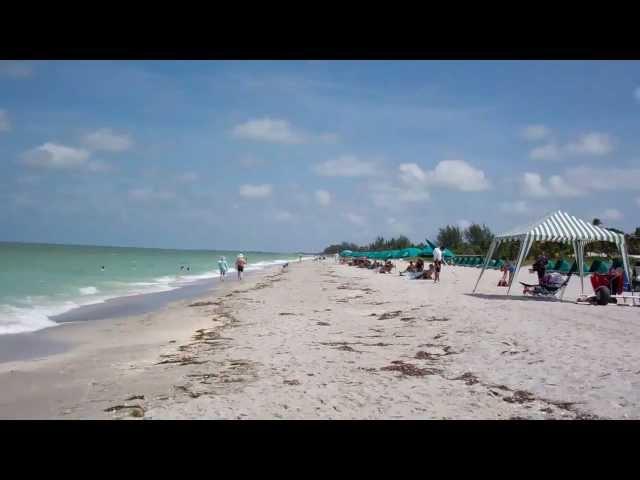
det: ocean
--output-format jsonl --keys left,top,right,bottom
{"left": 0, "top": 242, "right": 300, "bottom": 335}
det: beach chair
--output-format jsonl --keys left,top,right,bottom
{"left": 493, "top": 259, "right": 505, "bottom": 271}
{"left": 556, "top": 260, "right": 573, "bottom": 275}
{"left": 521, "top": 272, "right": 573, "bottom": 300}
{"left": 474, "top": 257, "right": 483, "bottom": 267}
{"left": 486, "top": 259, "right": 497, "bottom": 269}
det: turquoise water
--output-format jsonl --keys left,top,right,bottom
{"left": 0, "top": 242, "right": 300, "bottom": 335}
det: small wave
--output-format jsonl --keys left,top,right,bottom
{"left": 0, "top": 303, "right": 73, "bottom": 335}
{"left": 153, "top": 275, "right": 177, "bottom": 284}
{"left": 79, "top": 286, "right": 99, "bottom": 295}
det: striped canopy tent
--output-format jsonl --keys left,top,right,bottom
{"left": 472, "top": 210, "right": 632, "bottom": 296}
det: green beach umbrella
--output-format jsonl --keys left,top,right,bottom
{"left": 399, "top": 247, "right": 422, "bottom": 258}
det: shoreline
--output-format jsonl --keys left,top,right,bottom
{"left": 1, "top": 259, "right": 639, "bottom": 419}
{"left": 0, "top": 267, "right": 266, "bottom": 364}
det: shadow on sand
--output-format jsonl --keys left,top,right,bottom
{"left": 465, "top": 293, "right": 572, "bottom": 304}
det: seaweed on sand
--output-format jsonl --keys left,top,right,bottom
{"left": 381, "top": 361, "right": 441, "bottom": 377}
{"left": 452, "top": 372, "right": 480, "bottom": 385}
{"left": 188, "top": 301, "right": 217, "bottom": 307}
{"left": 377, "top": 311, "right": 403, "bottom": 320}
{"left": 503, "top": 390, "right": 536, "bottom": 404}
{"left": 104, "top": 404, "right": 145, "bottom": 417}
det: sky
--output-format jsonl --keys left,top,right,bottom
{"left": 1, "top": 60, "right": 640, "bottom": 252}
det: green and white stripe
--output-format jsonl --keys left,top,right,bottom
{"left": 473, "top": 210, "right": 632, "bottom": 296}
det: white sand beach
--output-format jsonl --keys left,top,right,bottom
{"left": 1, "top": 260, "right": 639, "bottom": 420}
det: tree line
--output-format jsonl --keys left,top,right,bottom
{"left": 323, "top": 219, "right": 640, "bottom": 261}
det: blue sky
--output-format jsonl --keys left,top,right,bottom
{"left": 1, "top": 60, "right": 639, "bottom": 252}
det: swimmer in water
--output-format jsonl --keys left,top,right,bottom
{"left": 100, "top": 266, "right": 105, "bottom": 271}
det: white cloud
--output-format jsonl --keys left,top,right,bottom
{"left": 457, "top": 219, "right": 472, "bottom": 229}
{"left": 426, "top": 160, "right": 490, "bottom": 191}
{"left": 239, "top": 184, "right": 272, "bottom": 199}
{"left": 128, "top": 187, "right": 176, "bottom": 201}
{"left": 314, "top": 155, "right": 378, "bottom": 177}
{"left": 83, "top": 128, "right": 133, "bottom": 152}
{"left": 522, "top": 124, "right": 550, "bottom": 141}
{"left": 522, "top": 172, "right": 549, "bottom": 197}
{"left": 634, "top": 87, "right": 640, "bottom": 103}
{"left": 563, "top": 166, "right": 640, "bottom": 192}
{"left": 273, "top": 210, "right": 294, "bottom": 222}
{"left": 232, "top": 118, "right": 305, "bottom": 144}
{"left": 530, "top": 143, "right": 561, "bottom": 161}
{"left": 0, "top": 109, "right": 11, "bottom": 132}
{"left": 0, "top": 61, "right": 34, "bottom": 78}
{"left": 399, "top": 163, "right": 427, "bottom": 184}
{"left": 178, "top": 172, "right": 198, "bottom": 183}
{"left": 547, "top": 175, "right": 582, "bottom": 197}
{"left": 315, "top": 189, "right": 332, "bottom": 207}
{"left": 499, "top": 201, "right": 530, "bottom": 214}
{"left": 395, "top": 163, "right": 431, "bottom": 201}
{"left": 601, "top": 208, "right": 623, "bottom": 221}
{"left": 344, "top": 212, "right": 366, "bottom": 226}
{"left": 530, "top": 132, "right": 614, "bottom": 161}
{"left": 21, "top": 143, "right": 91, "bottom": 169}
{"left": 370, "top": 181, "right": 429, "bottom": 207}
{"left": 566, "top": 132, "right": 613, "bottom": 156}
{"left": 521, "top": 172, "right": 582, "bottom": 198}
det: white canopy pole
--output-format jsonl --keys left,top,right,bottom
{"left": 573, "top": 240, "right": 585, "bottom": 296}
{"left": 472, "top": 239, "right": 498, "bottom": 294}
{"left": 507, "top": 234, "right": 533, "bottom": 296}
{"left": 618, "top": 237, "right": 633, "bottom": 291}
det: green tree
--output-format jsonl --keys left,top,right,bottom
{"left": 436, "top": 225, "right": 464, "bottom": 252}
{"left": 463, "top": 223, "right": 494, "bottom": 254}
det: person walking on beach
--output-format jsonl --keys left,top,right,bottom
{"left": 433, "top": 245, "right": 444, "bottom": 283}
{"left": 218, "top": 256, "right": 229, "bottom": 282}
{"left": 235, "top": 254, "right": 247, "bottom": 280}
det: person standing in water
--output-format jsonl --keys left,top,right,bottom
{"left": 218, "top": 256, "right": 229, "bottom": 282}
{"left": 235, "top": 253, "right": 247, "bottom": 280}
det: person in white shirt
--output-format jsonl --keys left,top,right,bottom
{"left": 433, "top": 246, "right": 445, "bottom": 283}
